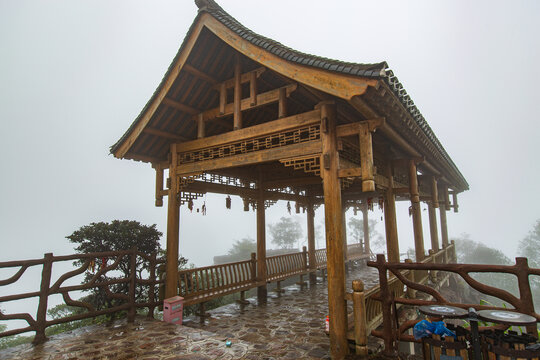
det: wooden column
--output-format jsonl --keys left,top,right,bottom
{"left": 233, "top": 54, "right": 242, "bottom": 130}
{"left": 408, "top": 159, "right": 425, "bottom": 261}
{"left": 428, "top": 202, "right": 439, "bottom": 252}
{"left": 384, "top": 163, "right": 399, "bottom": 262}
{"left": 307, "top": 196, "right": 317, "bottom": 285}
{"left": 440, "top": 200, "right": 449, "bottom": 248}
{"left": 278, "top": 87, "right": 287, "bottom": 118}
{"left": 320, "top": 101, "right": 349, "bottom": 358}
{"left": 256, "top": 169, "right": 267, "bottom": 302}
{"left": 165, "top": 143, "right": 180, "bottom": 299}
{"left": 359, "top": 123, "right": 375, "bottom": 192}
{"left": 196, "top": 113, "right": 205, "bottom": 139}
{"left": 362, "top": 199, "right": 371, "bottom": 254}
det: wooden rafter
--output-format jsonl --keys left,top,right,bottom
{"left": 182, "top": 64, "right": 217, "bottom": 85}
{"left": 213, "top": 67, "right": 266, "bottom": 91}
{"left": 162, "top": 97, "right": 199, "bottom": 115}
{"left": 143, "top": 127, "right": 187, "bottom": 141}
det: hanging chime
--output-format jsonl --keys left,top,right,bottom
{"left": 188, "top": 199, "right": 194, "bottom": 212}
{"left": 287, "top": 201, "right": 291, "bottom": 214}
{"left": 202, "top": 201, "right": 207, "bottom": 215}
{"left": 226, "top": 195, "right": 231, "bottom": 209}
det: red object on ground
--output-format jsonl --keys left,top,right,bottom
{"left": 163, "top": 296, "right": 184, "bottom": 325}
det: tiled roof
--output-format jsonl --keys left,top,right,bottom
{"left": 112, "top": 0, "right": 467, "bottom": 190}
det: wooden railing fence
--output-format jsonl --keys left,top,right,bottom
{"left": 346, "top": 243, "right": 457, "bottom": 356}
{"left": 0, "top": 243, "right": 369, "bottom": 344}
{"left": 350, "top": 242, "right": 539, "bottom": 357}
{"left": 0, "top": 248, "right": 164, "bottom": 345}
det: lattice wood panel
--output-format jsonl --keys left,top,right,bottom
{"left": 280, "top": 155, "right": 320, "bottom": 176}
{"left": 178, "top": 125, "right": 320, "bottom": 164}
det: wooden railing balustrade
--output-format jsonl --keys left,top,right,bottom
{"left": 346, "top": 243, "right": 457, "bottom": 356}
{"left": 0, "top": 243, "right": 369, "bottom": 344}
{"left": 0, "top": 248, "right": 164, "bottom": 345}
{"left": 359, "top": 242, "right": 539, "bottom": 357}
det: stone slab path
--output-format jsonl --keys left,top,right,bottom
{"left": 0, "top": 265, "right": 380, "bottom": 360}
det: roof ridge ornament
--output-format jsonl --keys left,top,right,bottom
{"left": 195, "top": 0, "right": 219, "bottom": 11}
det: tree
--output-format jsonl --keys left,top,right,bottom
{"left": 268, "top": 217, "right": 302, "bottom": 250}
{"left": 518, "top": 219, "right": 540, "bottom": 307}
{"left": 518, "top": 219, "right": 540, "bottom": 269}
{"left": 453, "top": 234, "right": 516, "bottom": 305}
{"left": 66, "top": 220, "right": 163, "bottom": 310}
{"left": 348, "top": 218, "right": 384, "bottom": 253}
{"left": 227, "top": 237, "right": 256, "bottom": 261}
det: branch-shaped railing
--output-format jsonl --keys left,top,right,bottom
{"left": 362, "top": 243, "right": 539, "bottom": 357}
{"left": 0, "top": 248, "right": 164, "bottom": 344}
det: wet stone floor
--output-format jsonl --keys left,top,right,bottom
{"left": 0, "top": 265, "right": 381, "bottom": 360}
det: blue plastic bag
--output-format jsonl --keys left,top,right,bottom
{"left": 413, "top": 320, "right": 456, "bottom": 340}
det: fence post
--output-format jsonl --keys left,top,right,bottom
{"left": 302, "top": 246, "right": 308, "bottom": 271}
{"left": 352, "top": 280, "right": 368, "bottom": 358}
{"left": 147, "top": 252, "right": 157, "bottom": 319}
{"left": 450, "top": 240, "right": 457, "bottom": 263}
{"left": 250, "top": 252, "right": 257, "bottom": 285}
{"left": 127, "top": 247, "right": 137, "bottom": 323}
{"left": 33, "top": 253, "right": 53, "bottom": 344}
{"left": 515, "top": 257, "right": 537, "bottom": 337}
{"left": 376, "top": 254, "right": 396, "bottom": 356}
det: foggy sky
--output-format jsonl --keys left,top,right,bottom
{"left": 1, "top": 0, "right": 539, "bottom": 267}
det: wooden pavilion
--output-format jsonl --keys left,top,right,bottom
{"left": 111, "top": 0, "right": 468, "bottom": 357}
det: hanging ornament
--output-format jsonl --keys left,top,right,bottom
{"left": 101, "top": 257, "right": 108, "bottom": 270}
{"left": 302, "top": 206, "right": 306, "bottom": 213}
{"left": 196, "top": 208, "right": 200, "bottom": 213}
{"left": 353, "top": 207, "right": 358, "bottom": 216}
{"left": 367, "top": 197, "right": 374, "bottom": 211}
{"left": 88, "top": 259, "right": 96, "bottom": 273}
{"left": 226, "top": 195, "right": 231, "bottom": 209}
{"left": 295, "top": 202, "right": 300, "bottom": 214}
{"left": 251, "top": 203, "right": 256, "bottom": 212}
{"left": 408, "top": 206, "right": 413, "bottom": 217}
{"left": 378, "top": 196, "right": 384, "bottom": 211}
{"left": 243, "top": 199, "right": 249, "bottom": 212}
{"left": 287, "top": 201, "right": 291, "bottom": 214}
{"left": 202, "top": 202, "right": 207, "bottom": 216}
{"left": 188, "top": 199, "right": 194, "bottom": 212}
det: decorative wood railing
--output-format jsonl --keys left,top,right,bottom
{"left": 0, "top": 243, "right": 370, "bottom": 344}
{"left": 351, "top": 242, "right": 540, "bottom": 357}
{"left": 346, "top": 243, "right": 457, "bottom": 356}
{"left": 0, "top": 248, "right": 164, "bottom": 345}
{"left": 178, "top": 255, "right": 256, "bottom": 306}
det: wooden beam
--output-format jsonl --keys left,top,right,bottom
{"left": 177, "top": 140, "right": 321, "bottom": 176}
{"left": 336, "top": 118, "right": 385, "bottom": 137}
{"left": 359, "top": 123, "right": 375, "bottom": 192}
{"left": 262, "top": 176, "right": 320, "bottom": 189}
{"left": 182, "top": 64, "right": 217, "bottom": 85}
{"left": 338, "top": 167, "right": 362, "bottom": 178}
{"left": 278, "top": 87, "right": 287, "bottom": 118}
{"left": 250, "top": 70, "right": 257, "bottom": 106}
{"left": 178, "top": 108, "right": 319, "bottom": 153}
{"left": 196, "top": 83, "right": 298, "bottom": 122}
{"left": 203, "top": 14, "right": 376, "bottom": 100}
{"left": 213, "top": 66, "right": 266, "bottom": 91}
{"left": 162, "top": 97, "right": 199, "bottom": 115}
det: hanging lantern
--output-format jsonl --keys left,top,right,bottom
{"left": 188, "top": 199, "right": 194, "bottom": 212}
{"left": 287, "top": 201, "right": 291, "bottom": 214}
{"left": 226, "top": 195, "right": 231, "bottom": 209}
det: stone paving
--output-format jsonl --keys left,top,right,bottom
{"left": 0, "top": 265, "right": 381, "bottom": 360}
